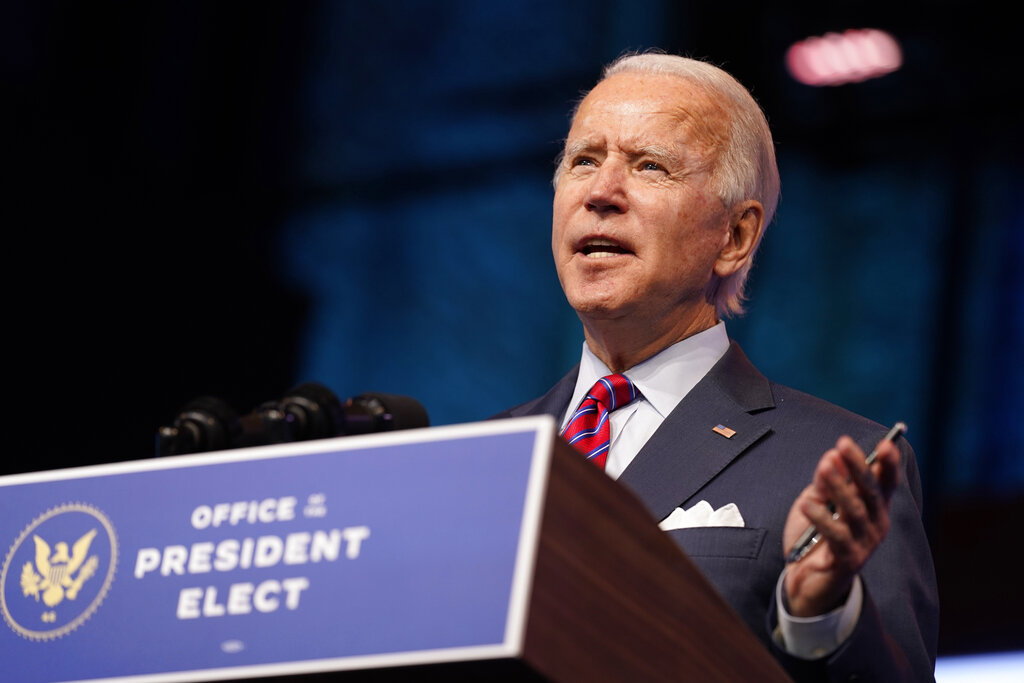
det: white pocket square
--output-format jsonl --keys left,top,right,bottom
{"left": 658, "top": 500, "right": 745, "bottom": 531}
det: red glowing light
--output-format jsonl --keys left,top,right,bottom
{"left": 787, "top": 29, "right": 903, "bottom": 86}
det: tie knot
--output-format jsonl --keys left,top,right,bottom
{"left": 587, "top": 374, "right": 637, "bottom": 411}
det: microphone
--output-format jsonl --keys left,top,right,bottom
{"left": 156, "top": 383, "right": 429, "bottom": 456}
{"left": 271, "top": 383, "right": 431, "bottom": 440}
{"left": 156, "top": 395, "right": 240, "bottom": 456}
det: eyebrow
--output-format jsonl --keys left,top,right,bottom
{"left": 561, "top": 138, "right": 600, "bottom": 163}
{"left": 561, "top": 138, "right": 684, "bottom": 169}
{"left": 632, "top": 143, "right": 682, "bottom": 168}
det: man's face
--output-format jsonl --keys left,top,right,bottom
{"left": 552, "top": 72, "right": 733, "bottom": 331}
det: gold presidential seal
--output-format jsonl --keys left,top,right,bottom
{"left": 2, "top": 503, "right": 117, "bottom": 640}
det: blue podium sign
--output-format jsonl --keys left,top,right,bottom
{"left": 0, "top": 416, "right": 557, "bottom": 682}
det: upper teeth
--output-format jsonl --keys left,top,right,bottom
{"left": 582, "top": 239, "right": 624, "bottom": 258}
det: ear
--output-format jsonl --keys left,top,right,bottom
{"left": 713, "top": 200, "right": 764, "bottom": 278}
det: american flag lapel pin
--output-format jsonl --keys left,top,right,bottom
{"left": 712, "top": 424, "right": 736, "bottom": 439}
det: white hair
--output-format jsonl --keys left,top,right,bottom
{"left": 557, "top": 52, "right": 781, "bottom": 317}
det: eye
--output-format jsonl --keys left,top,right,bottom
{"left": 572, "top": 156, "right": 596, "bottom": 167}
{"left": 640, "top": 161, "right": 666, "bottom": 172}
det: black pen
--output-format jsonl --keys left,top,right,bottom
{"left": 786, "top": 422, "right": 907, "bottom": 564}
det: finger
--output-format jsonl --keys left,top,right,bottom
{"left": 804, "top": 466, "right": 881, "bottom": 570}
{"left": 870, "top": 439, "right": 901, "bottom": 503}
{"left": 834, "top": 437, "right": 885, "bottom": 520}
{"left": 800, "top": 497, "right": 849, "bottom": 547}
{"left": 821, "top": 451, "right": 872, "bottom": 534}
{"left": 830, "top": 442, "right": 895, "bottom": 554}
{"left": 799, "top": 495, "right": 860, "bottom": 567}
{"left": 793, "top": 481, "right": 825, "bottom": 516}
{"left": 811, "top": 446, "right": 847, "bottom": 494}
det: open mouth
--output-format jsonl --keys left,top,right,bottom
{"left": 579, "top": 238, "right": 631, "bottom": 258}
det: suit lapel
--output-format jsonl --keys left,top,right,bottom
{"left": 618, "top": 343, "right": 775, "bottom": 522}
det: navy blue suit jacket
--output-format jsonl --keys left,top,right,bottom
{"left": 497, "top": 342, "right": 939, "bottom": 681}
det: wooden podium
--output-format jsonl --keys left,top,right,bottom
{"left": 0, "top": 417, "right": 791, "bottom": 682}
{"left": 513, "top": 435, "right": 790, "bottom": 682}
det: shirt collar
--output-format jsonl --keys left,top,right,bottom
{"left": 567, "top": 322, "right": 730, "bottom": 423}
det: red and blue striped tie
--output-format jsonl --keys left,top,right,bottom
{"left": 561, "top": 374, "right": 639, "bottom": 469}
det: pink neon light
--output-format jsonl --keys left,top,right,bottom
{"left": 786, "top": 29, "right": 903, "bottom": 86}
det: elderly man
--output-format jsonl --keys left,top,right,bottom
{"left": 499, "top": 53, "right": 939, "bottom": 680}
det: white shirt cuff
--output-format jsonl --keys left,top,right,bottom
{"left": 772, "top": 568, "right": 863, "bottom": 659}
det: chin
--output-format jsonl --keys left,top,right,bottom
{"left": 567, "top": 293, "right": 629, "bottom": 320}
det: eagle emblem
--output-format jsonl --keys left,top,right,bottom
{"left": 20, "top": 529, "right": 99, "bottom": 608}
{"left": 3, "top": 503, "right": 117, "bottom": 641}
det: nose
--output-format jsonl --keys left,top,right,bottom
{"left": 584, "top": 161, "right": 628, "bottom": 215}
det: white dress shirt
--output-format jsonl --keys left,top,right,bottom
{"left": 560, "top": 322, "right": 861, "bottom": 659}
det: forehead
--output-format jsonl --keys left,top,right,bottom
{"left": 568, "top": 72, "right": 728, "bottom": 152}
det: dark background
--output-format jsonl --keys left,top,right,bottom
{"left": 4, "top": 0, "right": 1021, "bottom": 658}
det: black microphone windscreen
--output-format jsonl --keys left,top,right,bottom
{"left": 352, "top": 392, "right": 430, "bottom": 431}
{"left": 169, "top": 395, "right": 239, "bottom": 454}
{"left": 280, "top": 383, "right": 345, "bottom": 440}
